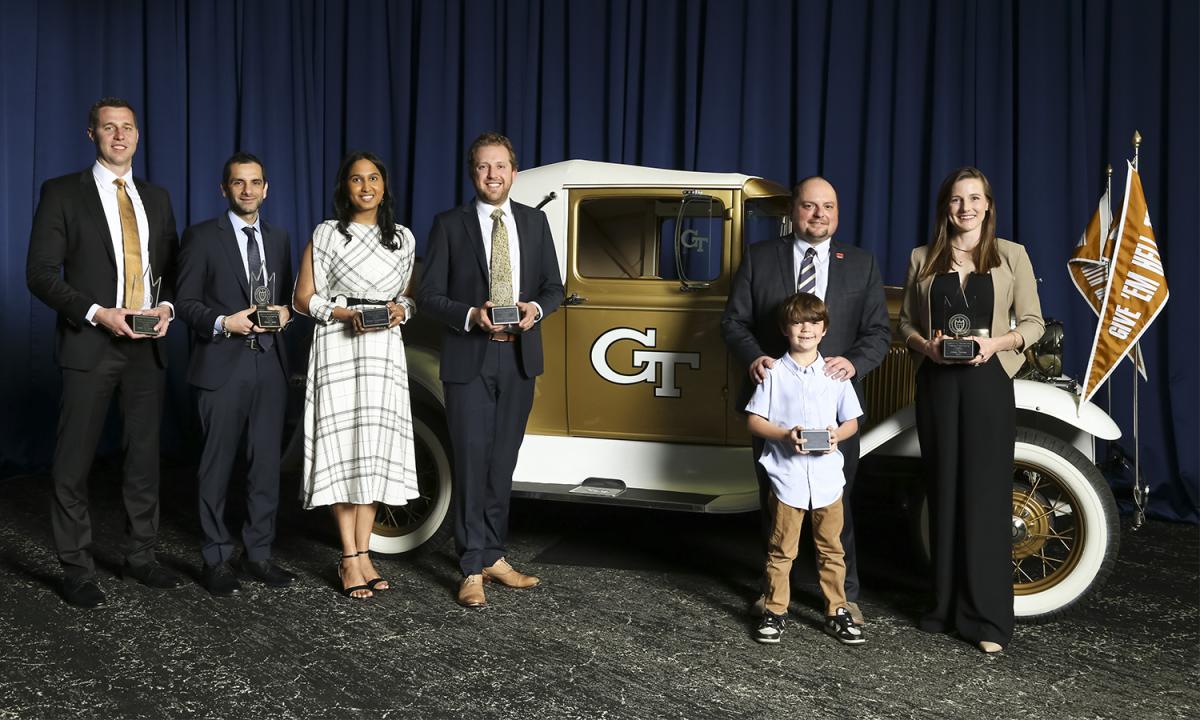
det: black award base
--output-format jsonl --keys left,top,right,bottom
{"left": 489, "top": 305, "right": 521, "bottom": 326}
{"left": 359, "top": 307, "right": 390, "bottom": 328}
{"left": 941, "top": 337, "right": 979, "bottom": 361}
{"left": 251, "top": 307, "right": 282, "bottom": 330}
{"left": 127, "top": 314, "right": 159, "bottom": 336}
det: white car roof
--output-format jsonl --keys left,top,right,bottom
{"left": 512, "top": 159, "right": 758, "bottom": 200}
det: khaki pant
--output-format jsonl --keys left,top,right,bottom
{"left": 764, "top": 492, "right": 847, "bottom": 616}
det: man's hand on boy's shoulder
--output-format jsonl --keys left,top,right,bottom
{"left": 824, "top": 356, "right": 856, "bottom": 380}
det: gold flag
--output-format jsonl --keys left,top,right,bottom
{"left": 1069, "top": 186, "right": 1145, "bottom": 377}
{"left": 1080, "top": 161, "right": 1169, "bottom": 404}
{"left": 1068, "top": 189, "right": 1114, "bottom": 315}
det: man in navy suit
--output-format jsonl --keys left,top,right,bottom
{"left": 721, "top": 176, "right": 891, "bottom": 624}
{"left": 418, "top": 132, "right": 564, "bottom": 608}
{"left": 176, "top": 152, "right": 295, "bottom": 596}
{"left": 26, "top": 97, "right": 184, "bottom": 608}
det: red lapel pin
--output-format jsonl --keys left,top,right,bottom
{"left": 835, "top": 252, "right": 844, "bottom": 259}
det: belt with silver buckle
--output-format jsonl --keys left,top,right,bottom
{"left": 244, "top": 336, "right": 262, "bottom": 351}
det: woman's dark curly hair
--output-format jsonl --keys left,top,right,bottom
{"left": 332, "top": 151, "right": 400, "bottom": 251}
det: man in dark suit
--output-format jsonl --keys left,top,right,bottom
{"left": 176, "top": 152, "right": 296, "bottom": 596}
{"left": 721, "top": 176, "right": 891, "bottom": 624}
{"left": 418, "top": 132, "right": 564, "bottom": 608}
{"left": 26, "top": 97, "right": 184, "bottom": 608}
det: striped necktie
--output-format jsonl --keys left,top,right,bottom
{"left": 797, "top": 247, "right": 817, "bottom": 294}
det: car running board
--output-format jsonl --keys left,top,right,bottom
{"left": 512, "top": 478, "right": 718, "bottom": 512}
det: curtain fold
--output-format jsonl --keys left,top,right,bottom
{"left": 2, "top": 0, "right": 1195, "bottom": 520}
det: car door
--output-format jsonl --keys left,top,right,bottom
{"left": 563, "top": 188, "right": 733, "bottom": 443}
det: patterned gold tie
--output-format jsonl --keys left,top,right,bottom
{"left": 114, "top": 178, "right": 144, "bottom": 309}
{"left": 489, "top": 208, "right": 513, "bottom": 306}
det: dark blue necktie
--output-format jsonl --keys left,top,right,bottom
{"left": 242, "top": 226, "right": 272, "bottom": 350}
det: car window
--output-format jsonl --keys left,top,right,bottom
{"left": 577, "top": 196, "right": 725, "bottom": 281}
{"left": 743, "top": 196, "right": 792, "bottom": 246}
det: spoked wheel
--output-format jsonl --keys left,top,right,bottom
{"left": 369, "top": 411, "right": 453, "bottom": 555}
{"left": 1010, "top": 428, "right": 1119, "bottom": 622}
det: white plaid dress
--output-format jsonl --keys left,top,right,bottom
{"left": 301, "top": 221, "right": 419, "bottom": 509}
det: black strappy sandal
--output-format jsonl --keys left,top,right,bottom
{"left": 358, "top": 550, "right": 389, "bottom": 591}
{"left": 337, "top": 553, "right": 372, "bottom": 599}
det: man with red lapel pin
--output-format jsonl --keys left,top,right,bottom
{"left": 722, "top": 175, "right": 891, "bottom": 625}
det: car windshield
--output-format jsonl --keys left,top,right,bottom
{"left": 743, "top": 196, "right": 792, "bottom": 246}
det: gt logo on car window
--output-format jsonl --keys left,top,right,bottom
{"left": 590, "top": 327, "right": 701, "bottom": 398}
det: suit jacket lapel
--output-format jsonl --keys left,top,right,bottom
{"left": 80, "top": 171, "right": 117, "bottom": 271}
{"left": 217, "top": 213, "right": 252, "bottom": 303}
{"left": 262, "top": 221, "right": 286, "bottom": 304}
{"left": 776, "top": 237, "right": 794, "bottom": 296}
{"left": 514, "top": 204, "right": 537, "bottom": 299}
{"left": 825, "top": 239, "right": 845, "bottom": 302}
{"left": 460, "top": 203, "right": 488, "bottom": 280}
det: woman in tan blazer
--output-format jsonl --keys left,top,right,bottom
{"left": 898, "top": 167, "right": 1044, "bottom": 654}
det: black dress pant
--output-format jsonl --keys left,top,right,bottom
{"left": 52, "top": 340, "right": 164, "bottom": 581}
{"left": 915, "top": 357, "right": 1015, "bottom": 646}
{"left": 753, "top": 431, "right": 862, "bottom": 602}
{"left": 195, "top": 346, "right": 287, "bottom": 567}
{"left": 444, "top": 340, "right": 535, "bottom": 576}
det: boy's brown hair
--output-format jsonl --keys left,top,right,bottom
{"left": 777, "top": 291, "right": 829, "bottom": 332}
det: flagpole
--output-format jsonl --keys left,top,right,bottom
{"left": 1104, "top": 164, "right": 1113, "bottom": 426}
{"left": 1130, "top": 130, "right": 1149, "bottom": 530}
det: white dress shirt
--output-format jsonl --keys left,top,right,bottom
{"left": 464, "top": 198, "right": 542, "bottom": 330}
{"left": 793, "top": 235, "right": 832, "bottom": 300}
{"left": 86, "top": 161, "right": 157, "bottom": 323}
{"left": 212, "top": 211, "right": 266, "bottom": 335}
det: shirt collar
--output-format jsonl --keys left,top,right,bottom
{"left": 794, "top": 235, "right": 833, "bottom": 260}
{"left": 228, "top": 210, "right": 262, "bottom": 238}
{"left": 93, "top": 161, "right": 134, "bottom": 191}
{"left": 781, "top": 352, "right": 826, "bottom": 375}
{"left": 476, "top": 198, "right": 514, "bottom": 221}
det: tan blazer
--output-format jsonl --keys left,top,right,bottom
{"left": 898, "top": 238, "right": 1045, "bottom": 378}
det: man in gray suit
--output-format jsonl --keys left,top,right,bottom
{"left": 721, "top": 176, "right": 891, "bottom": 624}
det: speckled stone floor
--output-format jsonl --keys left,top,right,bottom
{"left": 0, "top": 464, "right": 1196, "bottom": 720}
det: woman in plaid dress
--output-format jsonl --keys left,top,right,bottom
{"left": 293, "top": 152, "right": 419, "bottom": 599}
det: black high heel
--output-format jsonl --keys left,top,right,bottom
{"left": 337, "top": 553, "right": 372, "bottom": 599}
{"left": 358, "top": 550, "right": 389, "bottom": 591}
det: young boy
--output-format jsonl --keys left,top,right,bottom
{"left": 745, "top": 292, "right": 865, "bottom": 645}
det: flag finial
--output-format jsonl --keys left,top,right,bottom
{"left": 1106, "top": 163, "right": 1112, "bottom": 178}
{"left": 1132, "top": 130, "right": 1142, "bottom": 149}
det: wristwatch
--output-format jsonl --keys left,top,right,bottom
{"left": 221, "top": 316, "right": 232, "bottom": 338}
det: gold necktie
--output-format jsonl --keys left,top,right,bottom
{"left": 114, "top": 178, "right": 144, "bottom": 309}
{"left": 489, "top": 208, "right": 513, "bottom": 306}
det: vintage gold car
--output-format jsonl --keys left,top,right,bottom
{"left": 365, "top": 160, "right": 1122, "bottom": 623}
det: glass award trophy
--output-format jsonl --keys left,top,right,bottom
{"left": 127, "top": 265, "right": 162, "bottom": 336}
{"left": 941, "top": 313, "right": 979, "bottom": 361}
{"left": 248, "top": 264, "right": 282, "bottom": 330}
{"left": 930, "top": 273, "right": 990, "bottom": 362}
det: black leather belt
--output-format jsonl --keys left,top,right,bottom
{"left": 343, "top": 297, "right": 388, "bottom": 307}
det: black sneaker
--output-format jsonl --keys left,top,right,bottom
{"left": 824, "top": 607, "right": 866, "bottom": 645}
{"left": 755, "top": 610, "right": 786, "bottom": 644}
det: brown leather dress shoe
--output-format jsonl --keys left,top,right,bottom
{"left": 457, "top": 574, "right": 487, "bottom": 608}
{"left": 482, "top": 557, "right": 540, "bottom": 588}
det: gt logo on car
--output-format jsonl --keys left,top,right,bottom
{"left": 590, "top": 327, "right": 701, "bottom": 398}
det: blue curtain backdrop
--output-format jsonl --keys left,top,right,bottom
{"left": 1, "top": 0, "right": 1195, "bottom": 521}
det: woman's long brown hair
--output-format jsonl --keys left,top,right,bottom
{"left": 920, "top": 166, "right": 1001, "bottom": 280}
